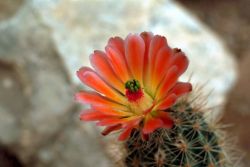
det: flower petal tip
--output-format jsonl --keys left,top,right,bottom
{"left": 142, "top": 118, "right": 163, "bottom": 134}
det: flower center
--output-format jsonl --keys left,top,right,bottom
{"left": 125, "top": 79, "right": 143, "bottom": 102}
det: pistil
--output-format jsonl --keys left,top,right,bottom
{"left": 125, "top": 79, "right": 144, "bottom": 102}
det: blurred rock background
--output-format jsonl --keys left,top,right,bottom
{"left": 0, "top": 0, "right": 248, "bottom": 166}
{"left": 177, "top": 1, "right": 250, "bottom": 166}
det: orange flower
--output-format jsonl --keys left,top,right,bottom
{"left": 75, "top": 32, "right": 192, "bottom": 141}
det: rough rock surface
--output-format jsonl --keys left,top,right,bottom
{"left": 0, "top": 1, "right": 112, "bottom": 167}
{"left": 0, "top": 0, "right": 236, "bottom": 166}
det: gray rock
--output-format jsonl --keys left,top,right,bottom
{"left": 0, "top": 0, "right": 24, "bottom": 21}
{"left": 36, "top": 116, "right": 112, "bottom": 167}
{"left": 0, "top": 1, "right": 113, "bottom": 166}
{"left": 0, "top": 0, "right": 237, "bottom": 166}
{"left": 0, "top": 61, "right": 27, "bottom": 145}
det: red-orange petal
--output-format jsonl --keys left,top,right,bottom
{"left": 169, "top": 82, "right": 192, "bottom": 97}
{"left": 75, "top": 91, "right": 127, "bottom": 111}
{"left": 148, "top": 35, "right": 167, "bottom": 71}
{"left": 118, "top": 117, "right": 141, "bottom": 141}
{"left": 97, "top": 116, "right": 141, "bottom": 127}
{"left": 158, "top": 111, "right": 174, "bottom": 128}
{"left": 90, "top": 50, "right": 124, "bottom": 92}
{"left": 105, "top": 46, "right": 130, "bottom": 83}
{"left": 92, "top": 105, "right": 132, "bottom": 117}
{"left": 76, "top": 66, "right": 92, "bottom": 81}
{"left": 118, "top": 126, "right": 134, "bottom": 141}
{"left": 108, "top": 37, "right": 125, "bottom": 56}
{"left": 152, "top": 47, "right": 173, "bottom": 91}
{"left": 140, "top": 32, "right": 153, "bottom": 78}
{"left": 155, "top": 66, "right": 179, "bottom": 100}
{"left": 77, "top": 67, "right": 126, "bottom": 102}
{"left": 80, "top": 110, "right": 111, "bottom": 121}
{"left": 170, "top": 51, "right": 189, "bottom": 76}
{"left": 125, "top": 34, "right": 145, "bottom": 84}
{"left": 121, "top": 116, "right": 142, "bottom": 128}
{"left": 97, "top": 116, "right": 138, "bottom": 126}
{"left": 142, "top": 117, "right": 163, "bottom": 134}
{"left": 156, "top": 94, "right": 177, "bottom": 110}
{"left": 102, "top": 124, "right": 122, "bottom": 136}
{"left": 96, "top": 118, "right": 126, "bottom": 126}
{"left": 145, "top": 35, "right": 167, "bottom": 93}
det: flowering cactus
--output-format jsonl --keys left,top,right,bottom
{"left": 76, "top": 32, "right": 233, "bottom": 167}
{"left": 75, "top": 32, "right": 192, "bottom": 141}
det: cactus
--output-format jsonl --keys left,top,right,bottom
{"left": 123, "top": 95, "right": 231, "bottom": 167}
{"left": 75, "top": 32, "right": 237, "bottom": 167}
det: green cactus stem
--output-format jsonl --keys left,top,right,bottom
{"left": 124, "top": 98, "right": 232, "bottom": 167}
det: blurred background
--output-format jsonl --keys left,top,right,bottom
{"left": 0, "top": 0, "right": 249, "bottom": 166}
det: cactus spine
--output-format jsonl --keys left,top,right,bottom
{"left": 123, "top": 95, "right": 232, "bottom": 167}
